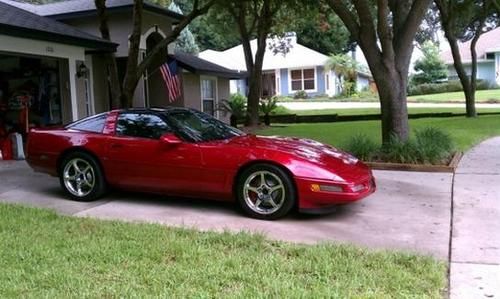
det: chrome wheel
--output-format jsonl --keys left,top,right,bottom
{"left": 243, "top": 171, "right": 286, "bottom": 215}
{"left": 63, "top": 158, "right": 95, "bottom": 197}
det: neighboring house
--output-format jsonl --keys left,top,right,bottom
{"left": 199, "top": 33, "right": 372, "bottom": 98}
{"left": 0, "top": 0, "right": 244, "bottom": 134}
{"left": 441, "top": 27, "right": 500, "bottom": 87}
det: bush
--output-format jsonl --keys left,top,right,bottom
{"left": 344, "top": 134, "right": 379, "bottom": 161}
{"left": 259, "top": 97, "right": 279, "bottom": 125}
{"left": 414, "top": 127, "right": 454, "bottom": 164}
{"left": 293, "top": 90, "right": 309, "bottom": 99}
{"left": 382, "top": 136, "right": 420, "bottom": 164}
{"left": 218, "top": 93, "right": 247, "bottom": 126}
{"left": 408, "top": 80, "right": 491, "bottom": 96}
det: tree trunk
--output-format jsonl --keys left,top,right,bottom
{"left": 95, "top": 0, "right": 121, "bottom": 108}
{"left": 120, "top": 0, "right": 143, "bottom": 108}
{"left": 372, "top": 67, "right": 410, "bottom": 143}
{"left": 446, "top": 32, "right": 476, "bottom": 118}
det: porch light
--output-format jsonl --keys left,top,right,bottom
{"left": 76, "top": 62, "right": 89, "bottom": 78}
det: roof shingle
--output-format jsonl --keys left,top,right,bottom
{"left": 0, "top": 1, "right": 116, "bottom": 51}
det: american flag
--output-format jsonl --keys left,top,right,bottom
{"left": 159, "top": 59, "right": 182, "bottom": 103}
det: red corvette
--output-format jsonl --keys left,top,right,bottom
{"left": 27, "top": 108, "right": 375, "bottom": 219}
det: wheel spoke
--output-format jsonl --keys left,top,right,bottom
{"left": 254, "top": 199, "right": 262, "bottom": 208}
{"left": 260, "top": 172, "right": 266, "bottom": 187}
{"left": 72, "top": 160, "right": 81, "bottom": 173}
{"left": 267, "top": 198, "right": 278, "bottom": 208}
{"left": 270, "top": 185, "right": 284, "bottom": 193}
{"left": 246, "top": 185, "right": 259, "bottom": 194}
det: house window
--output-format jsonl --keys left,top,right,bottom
{"left": 201, "top": 78, "right": 216, "bottom": 116}
{"left": 290, "top": 68, "right": 316, "bottom": 91}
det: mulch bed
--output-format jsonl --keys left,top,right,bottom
{"left": 365, "top": 152, "right": 463, "bottom": 173}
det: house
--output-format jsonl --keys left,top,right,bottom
{"left": 0, "top": 0, "right": 244, "bottom": 136}
{"left": 199, "top": 33, "right": 372, "bottom": 98}
{"left": 441, "top": 27, "right": 500, "bottom": 87}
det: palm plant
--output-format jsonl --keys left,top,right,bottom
{"left": 217, "top": 93, "right": 247, "bottom": 127}
{"left": 259, "top": 97, "right": 278, "bottom": 126}
{"left": 325, "top": 54, "right": 359, "bottom": 96}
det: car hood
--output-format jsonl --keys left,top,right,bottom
{"left": 229, "top": 135, "right": 371, "bottom": 181}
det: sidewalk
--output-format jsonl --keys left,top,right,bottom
{"left": 450, "top": 137, "right": 500, "bottom": 298}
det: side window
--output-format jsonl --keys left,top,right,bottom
{"left": 116, "top": 113, "right": 171, "bottom": 139}
{"left": 68, "top": 113, "right": 107, "bottom": 133}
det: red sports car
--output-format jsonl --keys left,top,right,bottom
{"left": 27, "top": 108, "right": 375, "bottom": 219}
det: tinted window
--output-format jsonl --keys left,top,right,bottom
{"left": 67, "top": 113, "right": 107, "bottom": 133}
{"left": 165, "top": 109, "right": 244, "bottom": 142}
{"left": 116, "top": 113, "right": 171, "bottom": 139}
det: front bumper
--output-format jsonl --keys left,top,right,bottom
{"left": 295, "top": 176, "right": 376, "bottom": 213}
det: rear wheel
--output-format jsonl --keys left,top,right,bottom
{"left": 59, "top": 152, "right": 106, "bottom": 202}
{"left": 236, "top": 164, "right": 296, "bottom": 220}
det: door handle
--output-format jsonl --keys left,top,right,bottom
{"left": 110, "top": 143, "right": 124, "bottom": 149}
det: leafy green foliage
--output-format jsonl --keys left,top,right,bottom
{"left": 325, "top": 54, "right": 360, "bottom": 96}
{"left": 167, "top": 2, "right": 200, "bottom": 54}
{"left": 259, "top": 97, "right": 279, "bottom": 125}
{"left": 344, "top": 134, "right": 379, "bottom": 161}
{"left": 415, "top": 127, "right": 455, "bottom": 164}
{"left": 290, "top": 4, "right": 353, "bottom": 55}
{"left": 218, "top": 93, "right": 247, "bottom": 126}
{"left": 409, "top": 79, "right": 491, "bottom": 96}
{"left": 411, "top": 41, "right": 448, "bottom": 85}
{"left": 343, "top": 128, "right": 455, "bottom": 164}
{"left": 293, "top": 90, "right": 309, "bottom": 99}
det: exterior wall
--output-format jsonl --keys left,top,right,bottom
{"left": 230, "top": 79, "right": 247, "bottom": 95}
{"left": 63, "top": 11, "right": 175, "bottom": 109}
{"left": 182, "top": 72, "right": 202, "bottom": 111}
{"left": 496, "top": 53, "right": 500, "bottom": 86}
{"left": 315, "top": 66, "right": 326, "bottom": 95}
{"left": 90, "top": 54, "right": 110, "bottom": 113}
{"left": 0, "top": 34, "right": 86, "bottom": 123}
{"left": 279, "top": 66, "right": 326, "bottom": 97}
{"left": 280, "top": 68, "right": 289, "bottom": 95}
{"left": 217, "top": 78, "right": 231, "bottom": 123}
{"left": 447, "top": 61, "right": 496, "bottom": 86}
{"left": 357, "top": 76, "right": 370, "bottom": 91}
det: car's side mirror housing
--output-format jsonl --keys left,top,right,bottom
{"left": 160, "top": 133, "right": 182, "bottom": 146}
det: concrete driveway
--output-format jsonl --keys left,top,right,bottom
{"left": 0, "top": 161, "right": 452, "bottom": 259}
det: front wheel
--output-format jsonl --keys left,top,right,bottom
{"left": 59, "top": 152, "right": 106, "bottom": 202}
{"left": 236, "top": 164, "right": 296, "bottom": 220}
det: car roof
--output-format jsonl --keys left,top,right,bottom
{"left": 111, "top": 107, "right": 193, "bottom": 114}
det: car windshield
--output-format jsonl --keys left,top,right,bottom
{"left": 165, "top": 109, "right": 245, "bottom": 142}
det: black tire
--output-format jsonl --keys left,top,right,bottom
{"left": 59, "top": 151, "right": 107, "bottom": 202}
{"left": 236, "top": 163, "right": 296, "bottom": 220}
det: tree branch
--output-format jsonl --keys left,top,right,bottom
{"left": 326, "top": 0, "right": 360, "bottom": 39}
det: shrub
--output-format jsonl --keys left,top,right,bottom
{"left": 293, "top": 90, "right": 308, "bottom": 99}
{"left": 408, "top": 80, "right": 491, "bottom": 96}
{"left": 382, "top": 136, "right": 420, "bottom": 164}
{"left": 218, "top": 93, "right": 247, "bottom": 126}
{"left": 343, "top": 134, "right": 379, "bottom": 161}
{"left": 414, "top": 127, "right": 454, "bottom": 164}
{"left": 259, "top": 97, "right": 279, "bottom": 126}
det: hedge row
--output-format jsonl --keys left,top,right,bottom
{"left": 408, "top": 80, "right": 491, "bottom": 96}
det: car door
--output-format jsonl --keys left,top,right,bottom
{"left": 104, "top": 112, "right": 203, "bottom": 195}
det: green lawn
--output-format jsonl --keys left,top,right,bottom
{"left": 259, "top": 114, "right": 500, "bottom": 151}
{"left": 277, "top": 89, "right": 500, "bottom": 103}
{"left": 279, "top": 107, "right": 500, "bottom": 116}
{"left": 408, "top": 89, "right": 500, "bottom": 103}
{"left": 0, "top": 204, "right": 446, "bottom": 298}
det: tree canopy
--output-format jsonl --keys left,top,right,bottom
{"left": 411, "top": 41, "right": 448, "bottom": 85}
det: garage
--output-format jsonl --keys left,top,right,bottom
{"left": 0, "top": 1, "right": 116, "bottom": 159}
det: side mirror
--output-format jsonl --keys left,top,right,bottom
{"left": 160, "top": 133, "right": 182, "bottom": 146}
